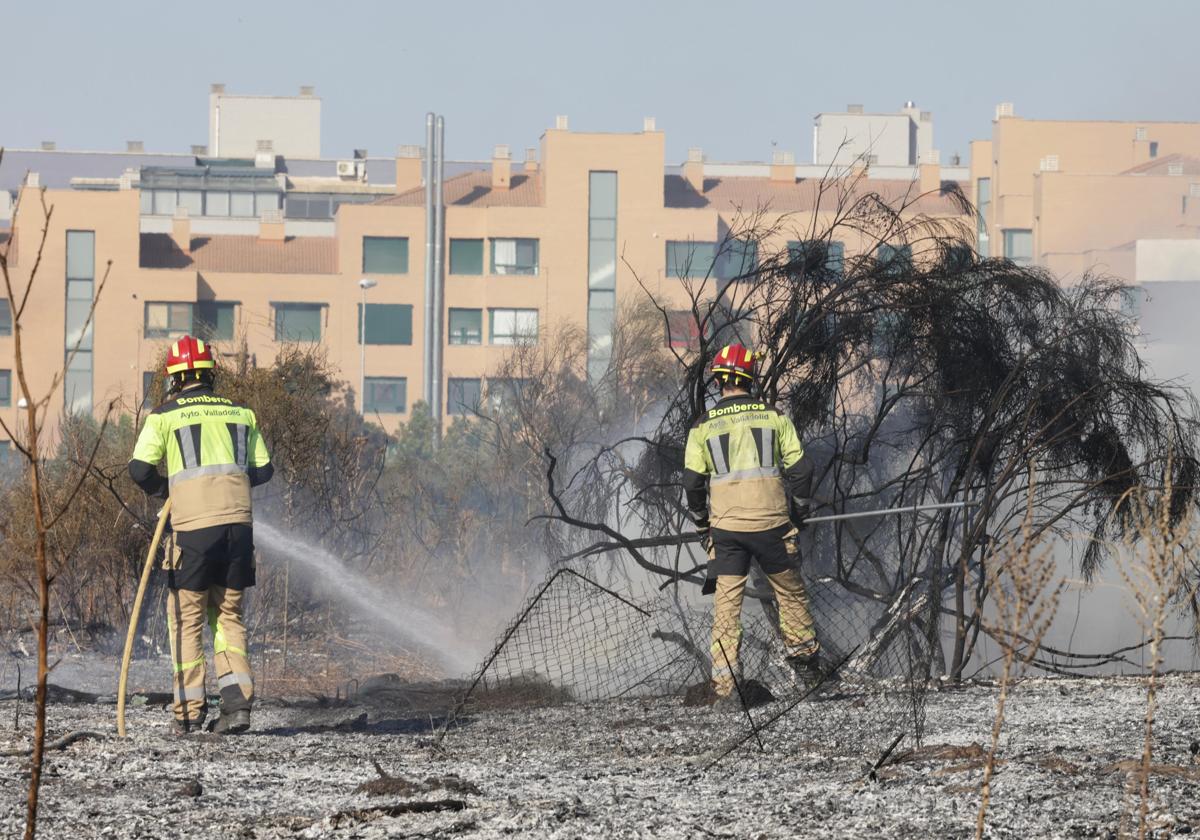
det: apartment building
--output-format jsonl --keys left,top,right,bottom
{"left": 0, "top": 112, "right": 969, "bottom": 457}
{"left": 969, "top": 103, "right": 1200, "bottom": 280}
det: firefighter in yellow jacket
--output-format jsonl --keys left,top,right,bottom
{"left": 682, "top": 344, "right": 820, "bottom": 699}
{"left": 129, "top": 336, "right": 273, "bottom": 734}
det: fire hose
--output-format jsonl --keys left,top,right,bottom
{"left": 117, "top": 499, "right": 172, "bottom": 737}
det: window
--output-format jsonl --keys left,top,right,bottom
{"left": 976, "top": 178, "right": 991, "bottom": 257}
{"left": 141, "top": 371, "right": 163, "bottom": 409}
{"left": 152, "top": 190, "right": 177, "bottom": 216}
{"left": 66, "top": 272, "right": 94, "bottom": 350}
{"left": 1003, "top": 230, "right": 1033, "bottom": 266}
{"left": 450, "top": 239, "right": 484, "bottom": 275}
{"left": 1150, "top": 142, "right": 1159, "bottom": 159}
{"left": 448, "top": 378, "right": 482, "bottom": 415}
{"left": 195, "top": 302, "right": 236, "bottom": 341}
{"left": 65, "top": 231, "right": 94, "bottom": 414}
{"left": 285, "top": 194, "right": 333, "bottom": 220}
{"left": 489, "top": 308, "right": 538, "bottom": 345}
{"left": 178, "top": 191, "right": 203, "bottom": 216}
{"left": 255, "top": 193, "right": 280, "bottom": 216}
{"left": 787, "top": 240, "right": 845, "bottom": 275}
{"left": 0, "top": 369, "right": 10, "bottom": 407}
{"left": 490, "top": 238, "right": 539, "bottom": 275}
{"left": 230, "top": 193, "right": 255, "bottom": 217}
{"left": 66, "top": 231, "right": 95, "bottom": 282}
{"left": 944, "top": 245, "right": 975, "bottom": 271}
{"left": 365, "top": 377, "right": 407, "bottom": 413}
{"left": 717, "top": 239, "right": 757, "bottom": 279}
{"left": 274, "top": 303, "right": 324, "bottom": 342}
{"left": 145, "top": 302, "right": 194, "bottom": 339}
{"left": 1, "top": 299, "right": 11, "bottom": 336}
{"left": 363, "top": 236, "right": 409, "bottom": 274}
{"left": 64, "top": 351, "right": 91, "bottom": 415}
{"left": 666, "top": 311, "right": 704, "bottom": 350}
{"left": 588, "top": 171, "right": 618, "bottom": 381}
{"left": 357, "top": 303, "right": 413, "bottom": 345}
{"left": 206, "top": 191, "right": 230, "bottom": 217}
{"left": 448, "top": 308, "right": 483, "bottom": 345}
{"left": 139, "top": 190, "right": 153, "bottom": 214}
{"left": 877, "top": 243, "right": 913, "bottom": 275}
{"left": 284, "top": 193, "right": 379, "bottom": 220}
{"left": 144, "top": 301, "right": 234, "bottom": 340}
{"left": 666, "top": 241, "right": 717, "bottom": 277}
{"left": 1119, "top": 287, "right": 1145, "bottom": 320}
{"left": 487, "top": 377, "right": 530, "bottom": 412}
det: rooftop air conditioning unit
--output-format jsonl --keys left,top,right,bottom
{"left": 336, "top": 160, "right": 357, "bottom": 178}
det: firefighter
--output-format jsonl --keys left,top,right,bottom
{"left": 682, "top": 343, "right": 820, "bottom": 700}
{"left": 129, "top": 336, "right": 273, "bottom": 734}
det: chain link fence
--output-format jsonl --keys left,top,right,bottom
{"left": 436, "top": 553, "right": 938, "bottom": 761}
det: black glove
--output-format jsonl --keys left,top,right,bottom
{"left": 790, "top": 497, "right": 811, "bottom": 531}
{"left": 690, "top": 510, "right": 712, "bottom": 553}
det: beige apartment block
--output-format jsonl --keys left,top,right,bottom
{"left": 971, "top": 106, "right": 1200, "bottom": 281}
{"left": 0, "top": 120, "right": 969, "bottom": 459}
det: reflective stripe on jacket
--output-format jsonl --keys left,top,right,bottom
{"left": 129, "top": 387, "right": 271, "bottom": 531}
{"left": 682, "top": 395, "right": 810, "bottom": 532}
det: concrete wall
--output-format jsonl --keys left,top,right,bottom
{"left": 209, "top": 93, "right": 322, "bottom": 159}
{"left": 1136, "top": 238, "right": 1200, "bottom": 283}
{"left": 1035, "top": 173, "right": 1200, "bottom": 283}
{"left": 813, "top": 114, "right": 913, "bottom": 167}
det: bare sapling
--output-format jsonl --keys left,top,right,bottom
{"left": 0, "top": 153, "right": 115, "bottom": 840}
{"left": 1113, "top": 477, "right": 1195, "bottom": 840}
{"left": 976, "top": 471, "right": 1065, "bottom": 839}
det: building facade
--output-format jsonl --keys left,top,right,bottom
{"left": 0, "top": 112, "right": 968, "bottom": 456}
{"left": 970, "top": 104, "right": 1200, "bottom": 280}
{"left": 14, "top": 94, "right": 1200, "bottom": 462}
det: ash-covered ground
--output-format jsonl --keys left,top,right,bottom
{"left": 2, "top": 659, "right": 1199, "bottom": 839}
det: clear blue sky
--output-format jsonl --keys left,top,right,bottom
{"left": 7, "top": 0, "right": 1199, "bottom": 163}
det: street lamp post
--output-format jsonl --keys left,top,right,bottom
{"left": 358, "top": 278, "right": 377, "bottom": 413}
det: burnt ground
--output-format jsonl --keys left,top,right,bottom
{"left": 1, "top": 665, "right": 1199, "bottom": 838}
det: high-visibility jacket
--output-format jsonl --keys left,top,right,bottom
{"left": 128, "top": 385, "right": 273, "bottom": 531}
{"left": 682, "top": 394, "right": 812, "bottom": 532}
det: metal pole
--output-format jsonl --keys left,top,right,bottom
{"left": 432, "top": 115, "right": 445, "bottom": 441}
{"left": 423, "top": 113, "right": 435, "bottom": 409}
{"left": 801, "top": 499, "right": 978, "bottom": 524}
{"left": 359, "top": 283, "right": 367, "bottom": 412}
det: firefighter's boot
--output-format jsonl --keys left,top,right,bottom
{"left": 207, "top": 585, "right": 254, "bottom": 722}
{"left": 210, "top": 708, "right": 251, "bottom": 735}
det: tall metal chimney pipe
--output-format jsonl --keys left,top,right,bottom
{"left": 431, "top": 115, "right": 446, "bottom": 439}
{"left": 423, "top": 113, "right": 435, "bottom": 410}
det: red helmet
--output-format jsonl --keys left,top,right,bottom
{"left": 165, "top": 335, "right": 216, "bottom": 376}
{"left": 710, "top": 343, "right": 757, "bottom": 383}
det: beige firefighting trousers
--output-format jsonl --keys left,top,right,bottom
{"left": 711, "top": 568, "right": 818, "bottom": 697}
{"left": 166, "top": 586, "right": 254, "bottom": 723}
